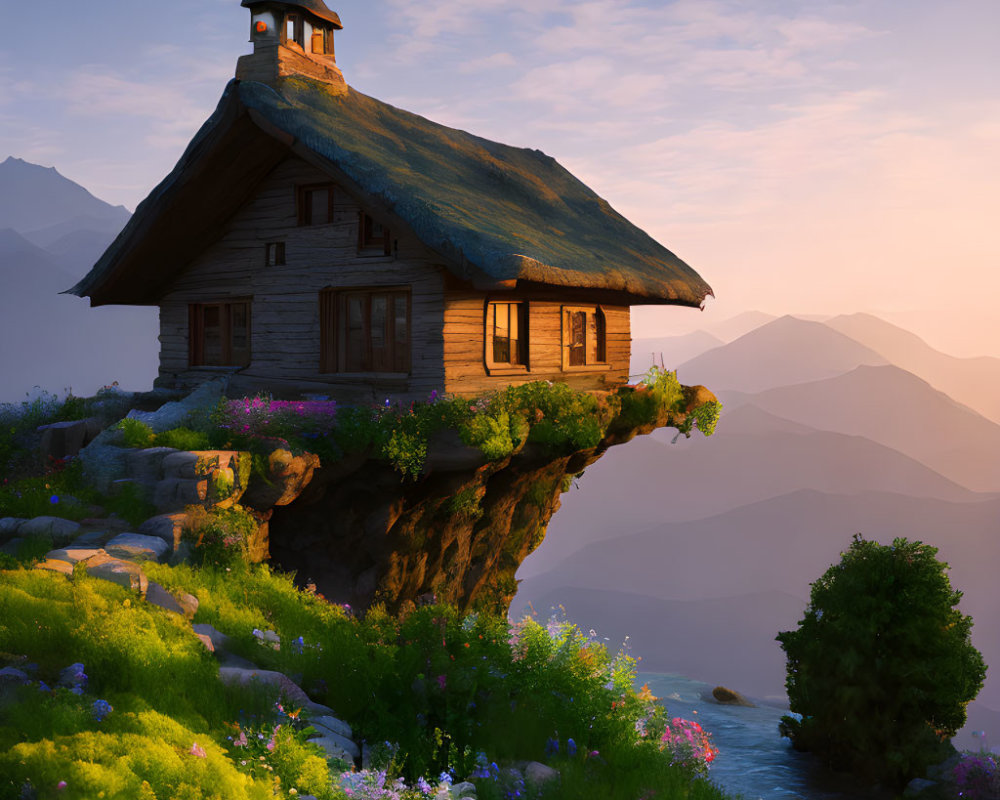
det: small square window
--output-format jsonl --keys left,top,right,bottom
{"left": 265, "top": 242, "right": 286, "bottom": 266}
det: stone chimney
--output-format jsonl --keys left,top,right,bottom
{"left": 236, "top": 0, "right": 346, "bottom": 88}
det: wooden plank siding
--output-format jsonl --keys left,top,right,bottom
{"left": 156, "top": 156, "right": 447, "bottom": 401}
{"left": 156, "top": 154, "right": 631, "bottom": 401}
{"left": 442, "top": 289, "right": 631, "bottom": 396}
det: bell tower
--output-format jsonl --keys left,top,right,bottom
{"left": 236, "top": 0, "right": 346, "bottom": 88}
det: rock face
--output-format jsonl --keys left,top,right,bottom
{"left": 268, "top": 388, "right": 717, "bottom": 614}
{"left": 711, "top": 686, "right": 756, "bottom": 707}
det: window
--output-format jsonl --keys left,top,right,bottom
{"left": 285, "top": 13, "right": 304, "bottom": 47}
{"left": 298, "top": 184, "right": 333, "bottom": 226}
{"left": 320, "top": 288, "right": 410, "bottom": 373}
{"left": 311, "top": 27, "right": 326, "bottom": 54}
{"left": 189, "top": 300, "right": 251, "bottom": 367}
{"left": 485, "top": 301, "right": 528, "bottom": 371}
{"left": 358, "top": 212, "right": 391, "bottom": 255}
{"left": 561, "top": 306, "right": 607, "bottom": 370}
{"left": 265, "top": 242, "right": 285, "bottom": 266}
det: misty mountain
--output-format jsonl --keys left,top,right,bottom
{"left": 0, "top": 157, "right": 130, "bottom": 236}
{"left": 521, "top": 404, "right": 984, "bottom": 576}
{"left": 0, "top": 157, "right": 156, "bottom": 402}
{"left": 675, "top": 315, "right": 888, "bottom": 393}
{"left": 743, "top": 364, "right": 1000, "bottom": 492}
{"left": 826, "top": 312, "right": 1000, "bottom": 425}
{"left": 630, "top": 330, "right": 724, "bottom": 376}
{"left": 702, "top": 310, "right": 777, "bottom": 342}
{"left": 516, "top": 489, "right": 1000, "bottom": 708}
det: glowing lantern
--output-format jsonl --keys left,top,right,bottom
{"left": 255, "top": 20, "right": 268, "bottom": 33}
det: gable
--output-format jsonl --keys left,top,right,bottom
{"left": 72, "top": 78, "right": 713, "bottom": 308}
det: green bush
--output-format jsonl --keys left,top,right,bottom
{"left": 155, "top": 427, "right": 213, "bottom": 451}
{"left": 777, "top": 534, "right": 986, "bottom": 789}
{"left": 116, "top": 417, "right": 155, "bottom": 448}
{"left": 183, "top": 505, "right": 260, "bottom": 569}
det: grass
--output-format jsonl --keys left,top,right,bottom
{"left": 1, "top": 562, "right": 737, "bottom": 800}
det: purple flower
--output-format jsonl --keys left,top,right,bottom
{"left": 567, "top": 738, "right": 577, "bottom": 756}
{"left": 49, "top": 495, "right": 59, "bottom": 505}
{"left": 436, "top": 674, "right": 447, "bottom": 690}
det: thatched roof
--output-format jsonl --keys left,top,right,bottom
{"left": 241, "top": 0, "right": 343, "bottom": 28}
{"left": 72, "top": 77, "right": 712, "bottom": 307}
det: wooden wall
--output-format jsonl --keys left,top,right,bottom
{"left": 157, "top": 156, "right": 447, "bottom": 402}
{"left": 442, "top": 288, "right": 631, "bottom": 396}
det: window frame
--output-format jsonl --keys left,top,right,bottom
{"left": 265, "top": 241, "right": 286, "bottom": 266}
{"left": 188, "top": 298, "right": 252, "bottom": 368}
{"left": 560, "top": 305, "right": 609, "bottom": 372}
{"left": 319, "top": 286, "right": 411, "bottom": 375}
{"left": 284, "top": 13, "right": 304, "bottom": 48}
{"left": 358, "top": 212, "right": 392, "bottom": 256}
{"left": 297, "top": 183, "right": 334, "bottom": 226}
{"left": 484, "top": 299, "right": 529, "bottom": 375}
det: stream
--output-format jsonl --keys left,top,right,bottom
{"left": 637, "top": 672, "right": 896, "bottom": 800}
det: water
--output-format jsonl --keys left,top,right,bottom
{"left": 637, "top": 672, "right": 895, "bottom": 800}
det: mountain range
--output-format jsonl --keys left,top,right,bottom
{"left": 518, "top": 310, "right": 1000, "bottom": 750}
{"left": 0, "top": 156, "right": 157, "bottom": 403}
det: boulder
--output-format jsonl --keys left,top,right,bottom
{"left": 312, "top": 714, "right": 352, "bottom": 740}
{"left": 85, "top": 555, "right": 148, "bottom": 594}
{"left": 37, "top": 418, "right": 103, "bottom": 461}
{"left": 0, "top": 518, "right": 26, "bottom": 539}
{"left": 241, "top": 448, "right": 320, "bottom": 508}
{"left": 78, "top": 433, "right": 131, "bottom": 496}
{"left": 19, "top": 517, "right": 81, "bottom": 547}
{"left": 711, "top": 686, "right": 756, "bottom": 707}
{"left": 218, "top": 666, "right": 316, "bottom": 710}
{"left": 523, "top": 762, "right": 560, "bottom": 787}
{"left": 146, "top": 582, "right": 185, "bottom": 615}
{"left": 34, "top": 558, "right": 73, "bottom": 577}
{"left": 105, "top": 533, "right": 170, "bottom": 563}
{"left": 449, "top": 782, "right": 477, "bottom": 799}
{"left": 309, "top": 736, "right": 355, "bottom": 764}
{"left": 904, "top": 778, "right": 938, "bottom": 797}
{"left": 126, "top": 378, "right": 225, "bottom": 433}
{"left": 153, "top": 478, "right": 207, "bottom": 512}
{"left": 44, "top": 546, "right": 104, "bottom": 565}
{"left": 177, "top": 592, "right": 199, "bottom": 619}
{"left": 0, "top": 538, "right": 23, "bottom": 556}
{"left": 0, "top": 667, "right": 30, "bottom": 687}
{"left": 308, "top": 731, "right": 360, "bottom": 760}
{"left": 139, "top": 513, "right": 189, "bottom": 549}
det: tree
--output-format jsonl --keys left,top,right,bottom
{"left": 777, "top": 534, "right": 986, "bottom": 789}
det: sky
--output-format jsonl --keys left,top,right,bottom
{"left": 2, "top": 0, "right": 998, "bottom": 356}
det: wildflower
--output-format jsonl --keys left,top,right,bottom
{"left": 438, "top": 771, "right": 453, "bottom": 786}
{"left": 545, "top": 737, "right": 559, "bottom": 756}
{"left": 292, "top": 636, "right": 305, "bottom": 655}
{"left": 234, "top": 730, "right": 248, "bottom": 747}
{"left": 416, "top": 776, "right": 433, "bottom": 795}
{"left": 189, "top": 742, "right": 207, "bottom": 758}
{"left": 91, "top": 699, "right": 113, "bottom": 722}
{"left": 49, "top": 495, "right": 59, "bottom": 505}
{"left": 56, "top": 781, "right": 67, "bottom": 791}
{"left": 566, "top": 738, "right": 577, "bottom": 756}
{"left": 437, "top": 674, "right": 447, "bottom": 690}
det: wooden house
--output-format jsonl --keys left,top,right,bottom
{"left": 71, "top": 0, "right": 713, "bottom": 401}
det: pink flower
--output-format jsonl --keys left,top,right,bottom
{"left": 190, "top": 741, "right": 207, "bottom": 758}
{"left": 56, "top": 781, "right": 67, "bottom": 791}
{"left": 437, "top": 674, "right": 447, "bottom": 690}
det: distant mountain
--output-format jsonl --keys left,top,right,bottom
{"left": 521, "top": 404, "right": 984, "bottom": 576}
{"left": 517, "top": 490, "right": 1000, "bottom": 708}
{"left": 704, "top": 310, "right": 777, "bottom": 342}
{"left": 747, "top": 364, "right": 1000, "bottom": 492}
{"left": 0, "top": 157, "right": 156, "bottom": 402}
{"left": 826, "top": 312, "right": 1000, "bottom": 424}
{"left": 630, "top": 330, "right": 724, "bottom": 376}
{"left": 0, "top": 157, "right": 130, "bottom": 235}
{"left": 675, "top": 315, "right": 887, "bottom": 393}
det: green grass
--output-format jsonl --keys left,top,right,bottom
{"left": 1, "top": 563, "right": 739, "bottom": 800}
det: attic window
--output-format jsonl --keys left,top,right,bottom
{"left": 485, "top": 301, "right": 528, "bottom": 372}
{"left": 561, "top": 306, "right": 607, "bottom": 371}
{"left": 189, "top": 300, "right": 251, "bottom": 367}
{"left": 358, "top": 213, "right": 391, "bottom": 256}
{"left": 265, "top": 242, "right": 285, "bottom": 266}
{"left": 320, "top": 287, "right": 410, "bottom": 374}
{"left": 298, "top": 184, "right": 333, "bottom": 226}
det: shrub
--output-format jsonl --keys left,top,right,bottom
{"left": 183, "top": 505, "right": 260, "bottom": 569}
{"left": 777, "top": 535, "right": 986, "bottom": 789}
{"left": 116, "top": 417, "right": 155, "bottom": 448}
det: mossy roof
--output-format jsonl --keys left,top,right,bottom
{"left": 72, "top": 77, "right": 712, "bottom": 307}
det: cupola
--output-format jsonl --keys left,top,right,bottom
{"left": 236, "top": 0, "right": 345, "bottom": 88}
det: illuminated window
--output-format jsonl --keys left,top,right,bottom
{"left": 486, "top": 301, "right": 528, "bottom": 369}
{"left": 561, "top": 306, "right": 607, "bottom": 370}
